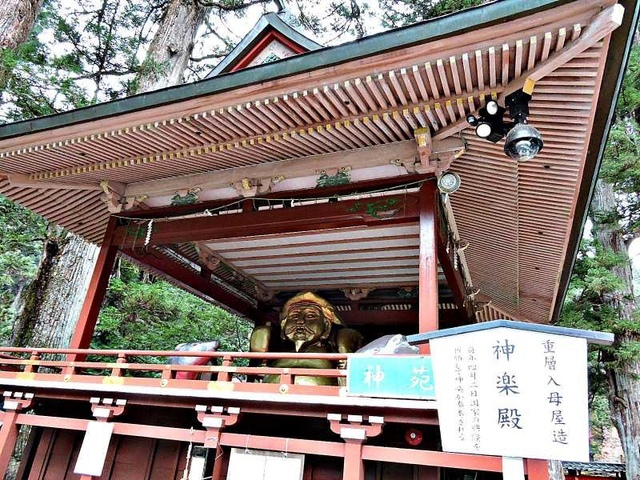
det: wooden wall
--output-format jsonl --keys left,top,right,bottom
{"left": 21, "top": 429, "right": 189, "bottom": 480}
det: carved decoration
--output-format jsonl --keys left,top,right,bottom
{"left": 342, "top": 288, "right": 371, "bottom": 301}
{"left": 231, "top": 177, "right": 277, "bottom": 197}
{"left": 194, "top": 242, "right": 223, "bottom": 271}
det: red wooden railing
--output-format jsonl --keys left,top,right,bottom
{"left": 0, "top": 347, "right": 351, "bottom": 397}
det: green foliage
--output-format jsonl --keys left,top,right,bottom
{"left": 92, "top": 260, "right": 252, "bottom": 357}
{"left": 599, "top": 120, "right": 640, "bottom": 236}
{"left": 560, "top": 28, "right": 640, "bottom": 371}
{"left": 616, "top": 44, "right": 640, "bottom": 121}
{"left": 561, "top": 240, "right": 640, "bottom": 364}
{"left": 1, "top": 0, "right": 156, "bottom": 121}
{"left": 378, "top": 0, "right": 484, "bottom": 28}
{"left": 589, "top": 391, "right": 614, "bottom": 456}
{"left": 0, "top": 197, "right": 47, "bottom": 341}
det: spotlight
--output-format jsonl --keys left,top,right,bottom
{"left": 485, "top": 100, "right": 499, "bottom": 116}
{"left": 468, "top": 89, "right": 544, "bottom": 161}
{"left": 437, "top": 171, "right": 461, "bottom": 194}
{"left": 504, "top": 123, "right": 543, "bottom": 161}
{"left": 466, "top": 100, "right": 507, "bottom": 143}
{"left": 475, "top": 122, "right": 492, "bottom": 139}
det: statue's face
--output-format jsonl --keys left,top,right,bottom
{"left": 282, "top": 304, "right": 329, "bottom": 349}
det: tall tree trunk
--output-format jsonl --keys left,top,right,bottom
{"left": 591, "top": 179, "right": 640, "bottom": 479}
{"left": 605, "top": 334, "right": 640, "bottom": 478}
{"left": 11, "top": 229, "right": 99, "bottom": 349}
{"left": 135, "top": 0, "right": 208, "bottom": 93}
{"left": 0, "top": 0, "right": 44, "bottom": 88}
{"left": 547, "top": 460, "right": 564, "bottom": 480}
{"left": 6, "top": 230, "right": 98, "bottom": 480}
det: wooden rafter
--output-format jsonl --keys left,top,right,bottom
{"left": 433, "top": 4, "right": 623, "bottom": 141}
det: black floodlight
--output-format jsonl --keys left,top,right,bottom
{"left": 468, "top": 90, "right": 544, "bottom": 161}
{"left": 466, "top": 99, "right": 508, "bottom": 143}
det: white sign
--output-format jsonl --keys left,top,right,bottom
{"left": 74, "top": 421, "right": 114, "bottom": 476}
{"left": 430, "top": 327, "right": 589, "bottom": 461}
{"left": 227, "top": 448, "right": 304, "bottom": 480}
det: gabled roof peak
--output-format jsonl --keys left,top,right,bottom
{"left": 206, "top": 11, "right": 322, "bottom": 78}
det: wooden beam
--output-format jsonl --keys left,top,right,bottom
{"left": 436, "top": 227, "right": 474, "bottom": 324}
{"left": 68, "top": 216, "right": 119, "bottom": 353}
{"left": 418, "top": 182, "right": 438, "bottom": 354}
{"left": 362, "top": 445, "right": 504, "bottom": 471}
{"left": 220, "top": 432, "right": 344, "bottom": 457}
{"left": 415, "top": 128, "right": 432, "bottom": 170}
{"left": 122, "top": 248, "right": 257, "bottom": 319}
{"left": 124, "top": 140, "right": 427, "bottom": 199}
{"left": 121, "top": 173, "right": 430, "bottom": 220}
{"left": 413, "top": 129, "right": 464, "bottom": 174}
{"left": 7, "top": 174, "right": 103, "bottom": 191}
{"left": 113, "top": 192, "right": 421, "bottom": 247}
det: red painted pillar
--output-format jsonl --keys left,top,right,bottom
{"left": 68, "top": 216, "right": 119, "bottom": 355}
{"left": 0, "top": 393, "right": 33, "bottom": 476}
{"left": 0, "top": 410, "right": 20, "bottom": 475}
{"left": 343, "top": 439, "right": 365, "bottom": 480}
{"left": 418, "top": 181, "right": 439, "bottom": 354}
{"left": 328, "top": 414, "right": 383, "bottom": 480}
{"left": 526, "top": 459, "right": 550, "bottom": 480}
{"left": 196, "top": 406, "right": 240, "bottom": 480}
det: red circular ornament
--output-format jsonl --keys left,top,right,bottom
{"left": 405, "top": 428, "right": 423, "bottom": 446}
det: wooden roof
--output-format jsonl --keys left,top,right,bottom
{"left": 0, "top": 0, "right": 637, "bottom": 323}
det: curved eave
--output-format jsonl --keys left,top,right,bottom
{"left": 0, "top": 0, "right": 561, "bottom": 141}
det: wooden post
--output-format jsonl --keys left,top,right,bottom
{"left": 0, "top": 409, "right": 20, "bottom": 475}
{"left": 417, "top": 466, "right": 440, "bottom": 480}
{"left": 418, "top": 181, "right": 439, "bottom": 354}
{"left": 68, "top": 216, "right": 119, "bottom": 354}
{"left": 196, "top": 406, "right": 240, "bottom": 480}
{"left": 0, "top": 393, "right": 33, "bottom": 476}
{"left": 343, "top": 439, "right": 365, "bottom": 480}
{"left": 526, "top": 459, "right": 551, "bottom": 480}
{"left": 328, "top": 414, "right": 383, "bottom": 480}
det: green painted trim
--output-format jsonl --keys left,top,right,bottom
{"left": 0, "top": 0, "right": 560, "bottom": 140}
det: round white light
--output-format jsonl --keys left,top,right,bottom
{"left": 475, "top": 122, "right": 492, "bottom": 138}
{"left": 437, "top": 172, "right": 462, "bottom": 194}
{"left": 486, "top": 100, "right": 499, "bottom": 116}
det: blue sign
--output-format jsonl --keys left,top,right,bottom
{"left": 346, "top": 355, "right": 435, "bottom": 399}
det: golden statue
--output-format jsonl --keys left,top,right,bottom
{"left": 250, "top": 292, "right": 363, "bottom": 385}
